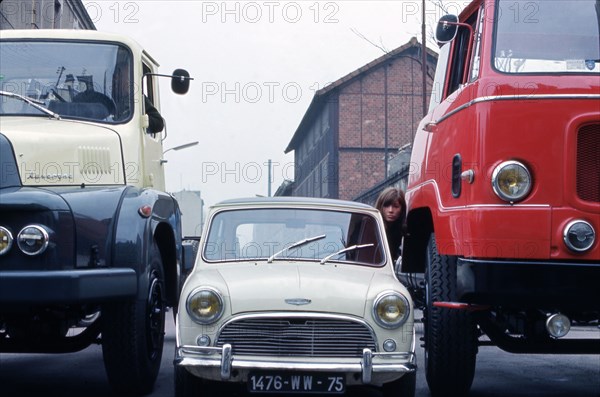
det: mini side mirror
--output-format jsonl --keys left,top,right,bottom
{"left": 436, "top": 14, "right": 459, "bottom": 44}
{"left": 171, "top": 69, "right": 191, "bottom": 95}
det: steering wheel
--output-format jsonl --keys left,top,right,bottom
{"left": 73, "top": 90, "right": 117, "bottom": 116}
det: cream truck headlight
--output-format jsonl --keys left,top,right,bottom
{"left": 186, "top": 287, "right": 224, "bottom": 324}
{"left": 492, "top": 161, "right": 532, "bottom": 203}
{"left": 372, "top": 291, "right": 410, "bottom": 329}
{"left": 17, "top": 225, "right": 50, "bottom": 256}
{"left": 0, "top": 227, "right": 14, "bottom": 255}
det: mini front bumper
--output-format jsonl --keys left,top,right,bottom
{"left": 174, "top": 343, "right": 417, "bottom": 386}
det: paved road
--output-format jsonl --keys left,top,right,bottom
{"left": 1, "top": 311, "right": 598, "bottom": 397}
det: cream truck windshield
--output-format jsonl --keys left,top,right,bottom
{"left": 0, "top": 41, "right": 133, "bottom": 123}
{"left": 494, "top": 0, "right": 600, "bottom": 74}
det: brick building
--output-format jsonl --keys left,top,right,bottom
{"left": 0, "top": 0, "right": 94, "bottom": 30}
{"left": 283, "top": 37, "right": 437, "bottom": 201}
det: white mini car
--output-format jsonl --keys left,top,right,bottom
{"left": 175, "top": 197, "right": 416, "bottom": 397}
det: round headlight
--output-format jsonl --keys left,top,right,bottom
{"left": 17, "top": 225, "right": 49, "bottom": 256}
{"left": 546, "top": 313, "right": 571, "bottom": 339}
{"left": 186, "top": 287, "right": 224, "bottom": 324}
{"left": 0, "top": 227, "right": 14, "bottom": 256}
{"left": 492, "top": 161, "right": 532, "bottom": 202}
{"left": 563, "top": 220, "right": 595, "bottom": 252}
{"left": 373, "top": 291, "right": 410, "bottom": 329}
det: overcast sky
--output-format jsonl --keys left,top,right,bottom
{"left": 84, "top": 1, "right": 457, "bottom": 208}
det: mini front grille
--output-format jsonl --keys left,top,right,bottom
{"left": 576, "top": 124, "right": 600, "bottom": 202}
{"left": 216, "top": 317, "right": 376, "bottom": 357}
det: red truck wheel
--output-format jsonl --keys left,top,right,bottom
{"left": 423, "top": 233, "right": 477, "bottom": 397}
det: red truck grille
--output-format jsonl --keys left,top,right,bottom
{"left": 576, "top": 124, "right": 600, "bottom": 202}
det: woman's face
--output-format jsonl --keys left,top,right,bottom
{"left": 382, "top": 200, "right": 402, "bottom": 223}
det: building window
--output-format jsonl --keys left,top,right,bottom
{"left": 320, "top": 155, "right": 330, "bottom": 197}
{"left": 54, "top": 0, "right": 63, "bottom": 29}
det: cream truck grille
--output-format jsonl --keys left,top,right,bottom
{"left": 77, "top": 146, "right": 112, "bottom": 176}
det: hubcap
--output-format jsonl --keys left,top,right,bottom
{"left": 147, "top": 273, "right": 165, "bottom": 360}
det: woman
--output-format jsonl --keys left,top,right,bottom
{"left": 375, "top": 187, "right": 406, "bottom": 262}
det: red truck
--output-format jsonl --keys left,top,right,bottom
{"left": 401, "top": 1, "right": 600, "bottom": 396}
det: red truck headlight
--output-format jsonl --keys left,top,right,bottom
{"left": 491, "top": 161, "right": 532, "bottom": 203}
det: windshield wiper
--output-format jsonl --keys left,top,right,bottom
{"left": 0, "top": 90, "right": 60, "bottom": 120}
{"left": 267, "top": 234, "right": 326, "bottom": 263}
{"left": 319, "top": 243, "right": 374, "bottom": 265}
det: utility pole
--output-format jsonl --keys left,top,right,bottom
{"left": 267, "top": 159, "right": 272, "bottom": 197}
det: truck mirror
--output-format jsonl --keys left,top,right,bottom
{"left": 171, "top": 69, "right": 191, "bottom": 94}
{"left": 436, "top": 14, "right": 459, "bottom": 44}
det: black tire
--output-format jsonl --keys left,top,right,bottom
{"left": 381, "top": 371, "right": 416, "bottom": 397}
{"left": 102, "top": 240, "right": 166, "bottom": 396}
{"left": 423, "top": 233, "right": 477, "bottom": 397}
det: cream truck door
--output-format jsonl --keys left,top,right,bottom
{"left": 140, "top": 60, "right": 165, "bottom": 190}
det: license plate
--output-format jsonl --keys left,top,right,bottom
{"left": 247, "top": 372, "right": 345, "bottom": 394}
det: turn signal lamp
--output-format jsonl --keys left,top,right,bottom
{"left": 563, "top": 220, "right": 595, "bottom": 252}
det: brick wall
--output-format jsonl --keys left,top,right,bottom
{"left": 339, "top": 151, "right": 387, "bottom": 200}
{"left": 288, "top": 42, "right": 436, "bottom": 201}
{"left": 337, "top": 52, "right": 433, "bottom": 200}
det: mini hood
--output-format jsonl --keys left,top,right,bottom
{"left": 1, "top": 117, "right": 124, "bottom": 186}
{"left": 217, "top": 262, "right": 377, "bottom": 317}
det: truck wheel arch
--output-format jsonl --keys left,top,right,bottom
{"left": 153, "top": 221, "right": 179, "bottom": 308}
{"left": 402, "top": 207, "right": 434, "bottom": 273}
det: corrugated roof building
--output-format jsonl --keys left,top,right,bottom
{"left": 282, "top": 37, "right": 437, "bottom": 201}
{"left": 0, "top": 0, "right": 95, "bottom": 30}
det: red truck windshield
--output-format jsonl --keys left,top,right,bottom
{"left": 494, "top": 0, "right": 600, "bottom": 74}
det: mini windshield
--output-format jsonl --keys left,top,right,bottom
{"left": 494, "top": 0, "right": 600, "bottom": 73}
{"left": 203, "top": 208, "right": 385, "bottom": 266}
{"left": 0, "top": 41, "right": 133, "bottom": 122}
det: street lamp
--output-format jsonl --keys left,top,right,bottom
{"left": 160, "top": 141, "right": 199, "bottom": 164}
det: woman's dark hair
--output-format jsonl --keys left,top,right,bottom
{"left": 375, "top": 187, "right": 407, "bottom": 260}
{"left": 375, "top": 187, "right": 407, "bottom": 228}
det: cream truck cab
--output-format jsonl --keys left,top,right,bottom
{"left": 0, "top": 29, "right": 192, "bottom": 395}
